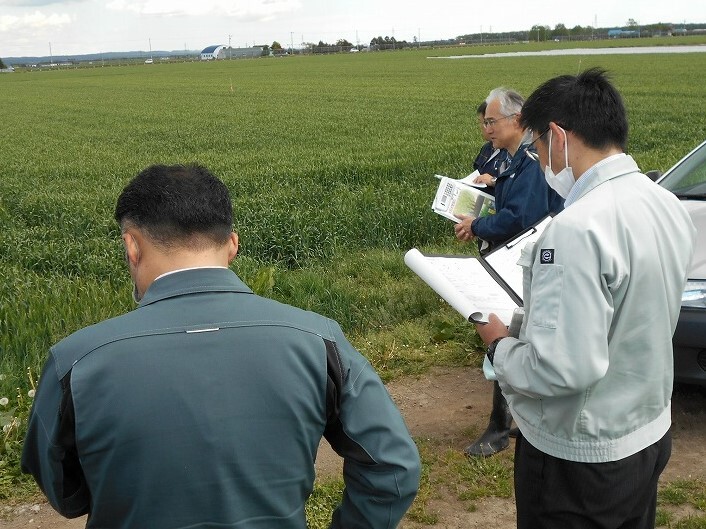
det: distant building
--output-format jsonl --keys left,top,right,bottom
{"left": 199, "top": 45, "right": 267, "bottom": 60}
{"left": 229, "top": 46, "right": 267, "bottom": 59}
{"left": 200, "top": 45, "right": 227, "bottom": 61}
{"left": 608, "top": 28, "right": 638, "bottom": 38}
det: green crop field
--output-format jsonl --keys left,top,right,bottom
{"left": 2, "top": 41, "right": 706, "bottom": 523}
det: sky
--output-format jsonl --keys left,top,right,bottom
{"left": 1, "top": 0, "right": 705, "bottom": 58}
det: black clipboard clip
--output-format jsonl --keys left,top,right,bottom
{"left": 504, "top": 227, "right": 537, "bottom": 249}
{"left": 469, "top": 312, "right": 487, "bottom": 325}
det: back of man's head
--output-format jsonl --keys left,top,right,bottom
{"left": 520, "top": 67, "right": 628, "bottom": 151}
{"left": 114, "top": 164, "right": 233, "bottom": 249}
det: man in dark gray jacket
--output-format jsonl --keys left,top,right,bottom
{"left": 22, "top": 164, "right": 420, "bottom": 529}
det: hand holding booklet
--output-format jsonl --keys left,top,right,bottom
{"left": 432, "top": 172, "right": 494, "bottom": 223}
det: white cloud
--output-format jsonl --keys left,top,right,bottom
{"left": 105, "top": 0, "right": 301, "bottom": 19}
{"left": 3, "top": 0, "right": 65, "bottom": 5}
{"left": 0, "top": 10, "right": 71, "bottom": 32}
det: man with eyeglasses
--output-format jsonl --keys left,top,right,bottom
{"left": 470, "top": 100, "right": 506, "bottom": 190}
{"left": 455, "top": 87, "right": 563, "bottom": 249}
{"left": 456, "top": 87, "right": 563, "bottom": 459}
{"left": 476, "top": 68, "right": 695, "bottom": 528}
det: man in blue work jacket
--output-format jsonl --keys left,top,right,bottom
{"left": 22, "top": 164, "right": 421, "bottom": 529}
{"left": 455, "top": 88, "right": 563, "bottom": 458}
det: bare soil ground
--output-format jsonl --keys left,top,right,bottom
{"left": 3, "top": 366, "right": 704, "bottom": 528}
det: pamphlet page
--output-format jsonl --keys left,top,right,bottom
{"left": 432, "top": 175, "right": 495, "bottom": 223}
{"left": 458, "top": 170, "right": 486, "bottom": 187}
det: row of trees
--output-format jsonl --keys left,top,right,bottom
{"left": 270, "top": 36, "right": 416, "bottom": 55}
{"left": 527, "top": 20, "right": 677, "bottom": 41}
{"left": 305, "top": 36, "right": 410, "bottom": 53}
{"left": 461, "top": 21, "right": 696, "bottom": 43}
{"left": 268, "top": 20, "right": 701, "bottom": 56}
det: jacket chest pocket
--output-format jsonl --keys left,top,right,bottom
{"left": 517, "top": 242, "right": 534, "bottom": 304}
{"left": 518, "top": 242, "right": 564, "bottom": 329}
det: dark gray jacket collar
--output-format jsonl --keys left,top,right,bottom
{"left": 139, "top": 267, "right": 253, "bottom": 307}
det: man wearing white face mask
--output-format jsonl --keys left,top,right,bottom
{"left": 475, "top": 68, "right": 695, "bottom": 528}
{"left": 542, "top": 126, "right": 576, "bottom": 198}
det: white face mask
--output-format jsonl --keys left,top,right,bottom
{"left": 544, "top": 127, "right": 575, "bottom": 198}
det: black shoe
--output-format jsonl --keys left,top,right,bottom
{"left": 465, "top": 381, "right": 513, "bottom": 457}
{"left": 463, "top": 430, "right": 510, "bottom": 458}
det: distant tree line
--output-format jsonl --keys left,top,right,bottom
{"left": 459, "top": 20, "right": 703, "bottom": 43}
{"left": 293, "top": 36, "right": 417, "bottom": 54}
{"left": 368, "top": 36, "right": 412, "bottom": 50}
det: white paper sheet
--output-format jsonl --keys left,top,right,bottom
{"left": 404, "top": 249, "right": 518, "bottom": 324}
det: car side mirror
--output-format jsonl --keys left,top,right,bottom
{"left": 645, "top": 170, "right": 662, "bottom": 181}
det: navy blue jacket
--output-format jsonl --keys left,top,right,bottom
{"left": 473, "top": 141, "right": 505, "bottom": 177}
{"left": 471, "top": 146, "right": 563, "bottom": 244}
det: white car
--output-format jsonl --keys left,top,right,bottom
{"left": 654, "top": 140, "right": 706, "bottom": 386}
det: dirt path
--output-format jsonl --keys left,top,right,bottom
{"left": 3, "top": 366, "right": 705, "bottom": 528}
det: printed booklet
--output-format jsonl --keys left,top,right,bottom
{"left": 431, "top": 172, "right": 495, "bottom": 223}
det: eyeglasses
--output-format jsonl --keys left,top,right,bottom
{"left": 524, "top": 129, "right": 549, "bottom": 162}
{"left": 482, "top": 113, "right": 516, "bottom": 128}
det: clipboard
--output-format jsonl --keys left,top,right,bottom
{"left": 404, "top": 215, "right": 553, "bottom": 325}
{"left": 479, "top": 214, "right": 554, "bottom": 306}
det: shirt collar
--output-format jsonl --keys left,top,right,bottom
{"left": 154, "top": 266, "right": 228, "bottom": 282}
{"left": 564, "top": 153, "right": 627, "bottom": 207}
{"left": 140, "top": 267, "right": 251, "bottom": 307}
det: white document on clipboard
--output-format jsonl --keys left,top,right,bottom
{"left": 482, "top": 215, "right": 553, "bottom": 301}
{"left": 404, "top": 215, "right": 553, "bottom": 325}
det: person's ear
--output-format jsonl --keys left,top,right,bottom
{"left": 227, "top": 232, "right": 239, "bottom": 262}
{"left": 547, "top": 122, "right": 566, "bottom": 154}
{"left": 122, "top": 232, "right": 140, "bottom": 267}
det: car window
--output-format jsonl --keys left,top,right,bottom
{"left": 659, "top": 143, "right": 706, "bottom": 197}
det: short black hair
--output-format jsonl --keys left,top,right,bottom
{"left": 114, "top": 164, "right": 233, "bottom": 248}
{"left": 519, "top": 68, "right": 628, "bottom": 151}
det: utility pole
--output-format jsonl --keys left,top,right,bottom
{"left": 49, "top": 41, "right": 53, "bottom": 66}
{"left": 229, "top": 34, "right": 232, "bottom": 59}
{"left": 290, "top": 32, "right": 294, "bottom": 54}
